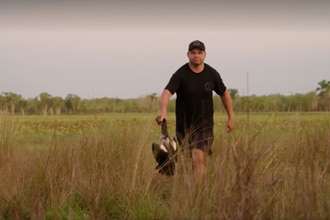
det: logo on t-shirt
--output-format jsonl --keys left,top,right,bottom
{"left": 205, "top": 82, "right": 213, "bottom": 91}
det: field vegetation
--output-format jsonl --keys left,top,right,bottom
{"left": 0, "top": 112, "right": 329, "bottom": 219}
{"left": 1, "top": 78, "right": 330, "bottom": 115}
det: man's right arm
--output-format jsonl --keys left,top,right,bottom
{"left": 156, "top": 89, "right": 172, "bottom": 123}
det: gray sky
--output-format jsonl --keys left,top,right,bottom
{"left": 1, "top": 0, "right": 329, "bottom": 99}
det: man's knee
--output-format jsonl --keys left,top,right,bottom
{"left": 192, "top": 149, "right": 206, "bottom": 165}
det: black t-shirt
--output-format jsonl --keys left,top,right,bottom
{"left": 165, "top": 63, "right": 227, "bottom": 134}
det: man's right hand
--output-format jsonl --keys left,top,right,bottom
{"left": 155, "top": 115, "right": 165, "bottom": 125}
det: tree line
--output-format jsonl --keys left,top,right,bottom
{"left": 1, "top": 80, "right": 329, "bottom": 115}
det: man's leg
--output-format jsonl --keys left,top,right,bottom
{"left": 191, "top": 126, "right": 213, "bottom": 183}
{"left": 192, "top": 148, "right": 208, "bottom": 183}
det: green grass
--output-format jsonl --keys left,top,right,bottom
{"left": 0, "top": 112, "right": 329, "bottom": 219}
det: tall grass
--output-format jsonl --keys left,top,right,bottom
{"left": 0, "top": 113, "right": 329, "bottom": 219}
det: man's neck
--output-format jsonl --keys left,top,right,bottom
{"left": 189, "top": 63, "right": 204, "bottom": 74}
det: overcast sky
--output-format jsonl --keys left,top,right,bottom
{"left": 1, "top": 0, "right": 329, "bottom": 99}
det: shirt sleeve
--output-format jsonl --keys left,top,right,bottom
{"left": 213, "top": 71, "right": 227, "bottom": 96}
{"left": 165, "top": 72, "right": 181, "bottom": 95}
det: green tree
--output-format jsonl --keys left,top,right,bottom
{"left": 304, "top": 91, "right": 319, "bottom": 111}
{"left": 17, "top": 99, "right": 28, "bottom": 115}
{"left": 39, "top": 92, "right": 52, "bottom": 115}
{"left": 52, "top": 96, "right": 64, "bottom": 115}
{"left": 316, "top": 80, "right": 330, "bottom": 96}
{"left": 1, "top": 92, "right": 23, "bottom": 114}
{"left": 316, "top": 80, "right": 330, "bottom": 110}
{"left": 26, "top": 98, "right": 40, "bottom": 114}
{"left": 65, "top": 94, "right": 81, "bottom": 114}
{"left": 0, "top": 94, "right": 5, "bottom": 113}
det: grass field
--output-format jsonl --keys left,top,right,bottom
{"left": 0, "top": 112, "right": 329, "bottom": 219}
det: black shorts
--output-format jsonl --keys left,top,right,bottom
{"left": 177, "top": 126, "right": 214, "bottom": 155}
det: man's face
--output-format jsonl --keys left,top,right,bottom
{"left": 187, "top": 49, "right": 206, "bottom": 66}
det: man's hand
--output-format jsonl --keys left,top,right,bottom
{"left": 225, "top": 117, "right": 235, "bottom": 133}
{"left": 155, "top": 115, "right": 165, "bottom": 125}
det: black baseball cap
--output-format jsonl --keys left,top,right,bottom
{"left": 188, "top": 40, "right": 205, "bottom": 51}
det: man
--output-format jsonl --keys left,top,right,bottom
{"left": 156, "top": 40, "right": 234, "bottom": 181}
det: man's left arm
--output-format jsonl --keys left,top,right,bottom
{"left": 220, "top": 90, "right": 235, "bottom": 132}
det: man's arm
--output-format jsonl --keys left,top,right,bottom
{"left": 156, "top": 89, "right": 172, "bottom": 124}
{"left": 220, "top": 90, "right": 235, "bottom": 132}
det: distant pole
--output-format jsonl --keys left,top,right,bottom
{"left": 246, "top": 72, "right": 249, "bottom": 97}
{"left": 246, "top": 72, "right": 250, "bottom": 125}
{"left": 246, "top": 72, "right": 250, "bottom": 148}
